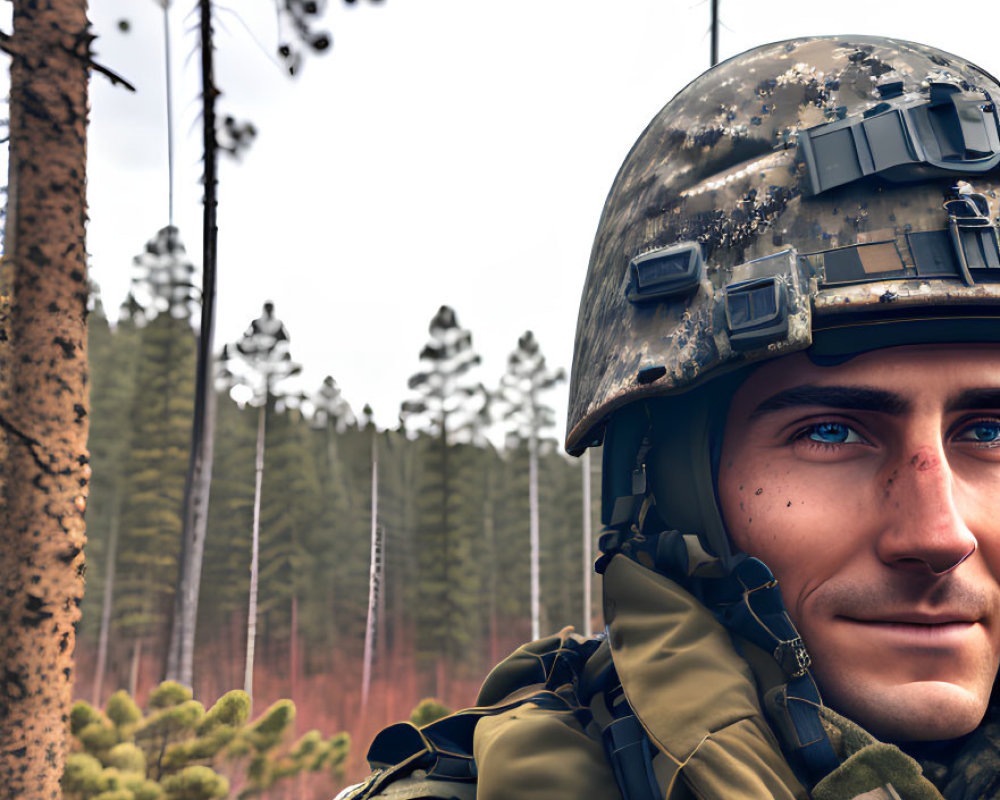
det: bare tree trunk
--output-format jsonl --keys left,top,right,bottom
{"left": 439, "top": 414, "right": 450, "bottom": 685}
{"left": 323, "top": 421, "right": 351, "bottom": 646}
{"left": 244, "top": 402, "right": 266, "bottom": 706}
{"left": 290, "top": 592, "right": 298, "bottom": 728}
{"left": 93, "top": 494, "right": 122, "bottom": 705}
{"left": 360, "top": 434, "right": 379, "bottom": 714}
{"left": 0, "top": 0, "right": 90, "bottom": 794}
{"left": 528, "top": 427, "right": 540, "bottom": 641}
{"left": 166, "top": 0, "right": 220, "bottom": 689}
{"left": 484, "top": 464, "right": 499, "bottom": 666}
{"left": 376, "top": 523, "right": 386, "bottom": 669}
{"left": 129, "top": 639, "right": 143, "bottom": 700}
{"left": 581, "top": 448, "right": 593, "bottom": 637}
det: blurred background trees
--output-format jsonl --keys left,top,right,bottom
{"left": 78, "top": 297, "right": 601, "bottom": 791}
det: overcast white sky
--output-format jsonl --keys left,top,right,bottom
{"left": 83, "top": 0, "right": 1000, "bottom": 440}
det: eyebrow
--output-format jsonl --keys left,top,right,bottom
{"left": 946, "top": 388, "right": 1000, "bottom": 412}
{"left": 750, "top": 385, "right": 910, "bottom": 418}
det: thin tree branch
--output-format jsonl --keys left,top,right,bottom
{"left": 87, "top": 56, "right": 137, "bottom": 92}
{"left": 0, "top": 30, "right": 137, "bottom": 92}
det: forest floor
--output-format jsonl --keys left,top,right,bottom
{"left": 73, "top": 629, "right": 531, "bottom": 799}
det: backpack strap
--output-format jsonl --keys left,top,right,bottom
{"left": 597, "top": 670, "right": 666, "bottom": 800}
{"left": 341, "top": 629, "right": 604, "bottom": 800}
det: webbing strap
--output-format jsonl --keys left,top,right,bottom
{"left": 713, "top": 557, "right": 840, "bottom": 782}
{"left": 785, "top": 675, "right": 839, "bottom": 775}
{"left": 804, "top": 226, "right": 1000, "bottom": 288}
{"left": 602, "top": 714, "right": 663, "bottom": 800}
{"left": 598, "top": 677, "right": 664, "bottom": 800}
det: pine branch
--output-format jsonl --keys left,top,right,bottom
{"left": 0, "top": 30, "right": 137, "bottom": 92}
{"left": 86, "top": 55, "right": 137, "bottom": 92}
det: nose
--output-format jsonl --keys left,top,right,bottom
{"left": 876, "top": 445, "right": 977, "bottom": 575}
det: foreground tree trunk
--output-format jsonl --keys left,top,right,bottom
{"left": 0, "top": 0, "right": 91, "bottom": 795}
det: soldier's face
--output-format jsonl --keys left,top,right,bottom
{"left": 718, "top": 344, "right": 1000, "bottom": 742}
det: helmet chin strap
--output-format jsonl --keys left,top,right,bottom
{"left": 599, "top": 515, "right": 841, "bottom": 784}
{"left": 705, "top": 556, "right": 841, "bottom": 781}
{"left": 597, "top": 405, "right": 841, "bottom": 785}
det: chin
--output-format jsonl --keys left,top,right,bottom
{"left": 822, "top": 679, "right": 987, "bottom": 742}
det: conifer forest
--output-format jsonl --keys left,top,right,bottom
{"left": 0, "top": 0, "right": 618, "bottom": 796}
{"left": 77, "top": 274, "right": 603, "bottom": 796}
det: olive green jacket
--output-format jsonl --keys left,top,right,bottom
{"left": 338, "top": 556, "right": 996, "bottom": 800}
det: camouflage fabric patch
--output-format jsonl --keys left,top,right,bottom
{"left": 932, "top": 716, "right": 1000, "bottom": 800}
{"left": 332, "top": 769, "right": 476, "bottom": 800}
{"left": 850, "top": 788, "right": 903, "bottom": 800}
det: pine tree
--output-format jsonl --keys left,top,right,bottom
{"left": 64, "top": 682, "right": 349, "bottom": 799}
{"left": 376, "top": 425, "right": 420, "bottom": 683}
{"left": 218, "top": 302, "right": 301, "bottom": 703}
{"left": 499, "top": 331, "right": 565, "bottom": 639}
{"left": 104, "top": 228, "right": 201, "bottom": 695}
{"left": 169, "top": 0, "right": 340, "bottom": 691}
{"left": 324, "top": 419, "right": 375, "bottom": 664}
{"left": 493, "top": 441, "right": 532, "bottom": 640}
{"left": 474, "top": 443, "right": 504, "bottom": 666}
{"left": 257, "top": 403, "right": 321, "bottom": 706}
{"left": 401, "top": 306, "right": 484, "bottom": 695}
{"left": 129, "top": 225, "right": 198, "bottom": 322}
{"left": 115, "top": 311, "right": 197, "bottom": 688}
{"left": 197, "top": 390, "right": 257, "bottom": 686}
{"left": 83, "top": 290, "right": 141, "bottom": 705}
{"left": 301, "top": 378, "right": 359, "bottom": 666}
{"left": 538, "top": 443, "right": 583, "bottom": 634}
{"left": 448, "top": 440, "right": 501, "bottom": 678}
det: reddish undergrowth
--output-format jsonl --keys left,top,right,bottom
{"left": 74, "top": 623, "right": 532, "bottom": 798}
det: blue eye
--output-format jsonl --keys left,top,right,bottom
{"left": 958, "top": 421, "right": 1000, "bottom": 443}
{"left": 804, "top": 422, "right": 861, "bottom": 444}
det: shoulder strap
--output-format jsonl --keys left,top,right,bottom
{"left": 596, "top": 669, "right": 666, "bottom": 800}
{"left": 342, "top": 628, "right": 604, "bottom": 799}
{"left": 577, "top": 637, "right": 666, "bottom": 800}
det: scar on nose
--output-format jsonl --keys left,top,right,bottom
{"left": 909, "top": 449, "right": 939, "bottom": 471}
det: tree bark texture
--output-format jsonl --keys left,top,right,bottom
{"left": 0, "top": 0, "right": 91, "bottom": 796}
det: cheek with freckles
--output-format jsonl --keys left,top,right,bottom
{"left": 719, "top": 463, "right": 871, "bottom": 620}
{"left": 721, "top": 465, "right": 810, "bottom": 554}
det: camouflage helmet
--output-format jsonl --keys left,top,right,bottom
{"left": 567, "top": 36, "right": 1000, "bottom": 561}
